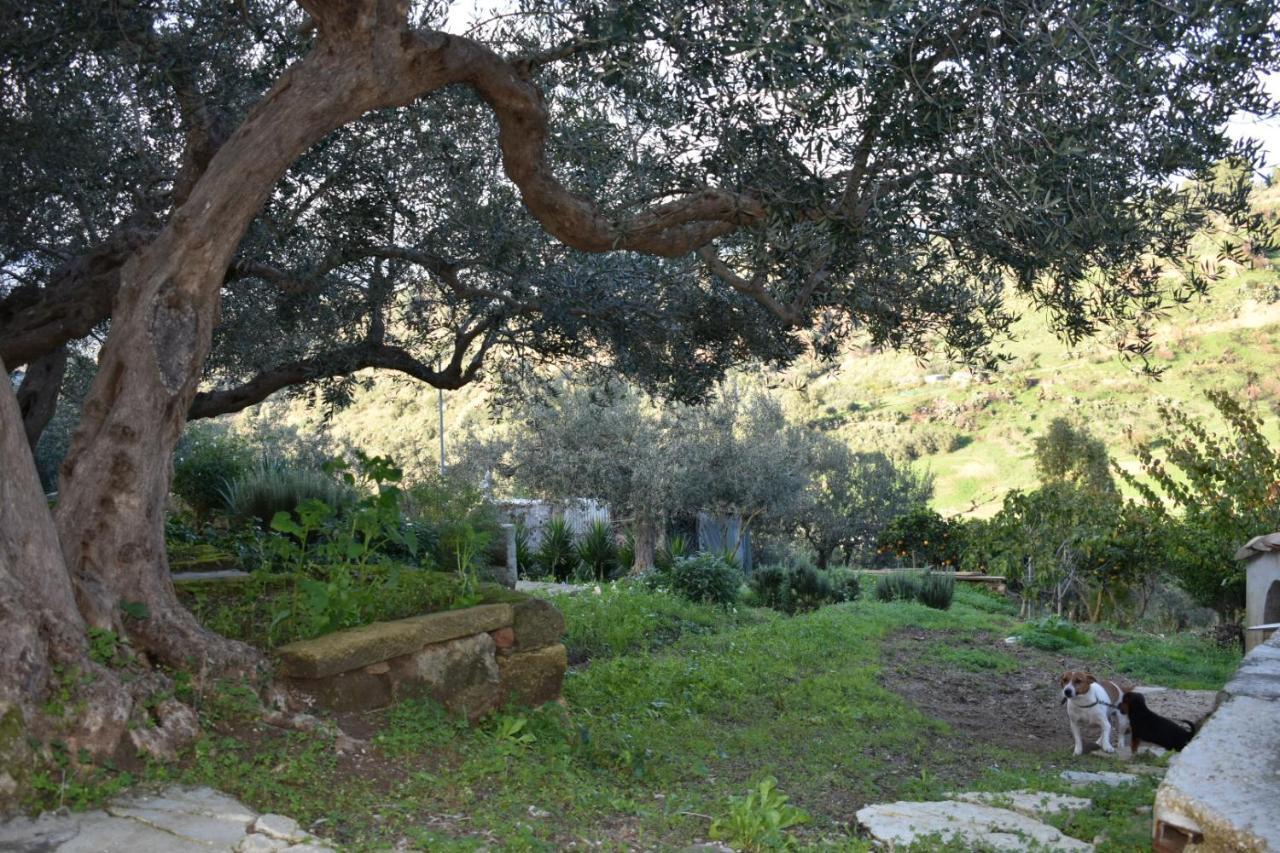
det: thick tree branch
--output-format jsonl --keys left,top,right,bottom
{"left": 15, "top": 346, "right": 67, "bottom": 452}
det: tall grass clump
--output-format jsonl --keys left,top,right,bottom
{"left": 574, "top": 519, "right": 618, "bottom": 581}
{"left": 918, "top": 571, "right": 955, "bottom": 610}
{"left": 220, "top": 459, "right": 357, "bottom": 528}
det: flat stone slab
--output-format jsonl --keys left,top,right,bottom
{"left": 0, "top": 785, "right": 334, "bottom": 852}
{"left": 515, "top": 580, "right": 590, "bottom": 595}
{"left": 1156, "top": 694, "right": 1280, "bottom": 850}
{"left": 950, "top": 790, "right": 1092, "bottom": 820}
{"left": 276, "top": 603, "right": 513, "bottom": 678}
{"left": 855, "top": 800, "right": 1092, "bottom": 851}
{"left": 1060, "top": 770, "right": 1140, "bottom": 788}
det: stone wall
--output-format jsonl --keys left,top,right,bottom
{"left": 274, "top": 595, "right": 566, "bottom": 720}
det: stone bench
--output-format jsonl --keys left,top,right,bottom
{"left": 274, "top": 593, "right": 566, "bottom": 720}
{"left": 1153, "top": 631, "right": 1280, "bottom": 851}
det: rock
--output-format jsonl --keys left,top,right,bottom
{"left": 950, "top": 790, "right": 1092, "bottom": 820}
{"left": 498, "top": 644, "right": 568, "bottom": 708}
{"left": 286, "top": 668, "right": 392, "bottom": 714}
{"left": 253, "top": 814, "right": 305, "bottom": 842}
{"left": 527, "top": 805, "right": 550, "bottom": 818}
{"left": 275, "top": 603, "right": 513, "bottom": 679}
{"left": 855, "top": 800, "right": 1092, "bottom": 851}
{"left": 512, "top": 598, "right": 565, "bottom": 651}
{"left": 1059, "top": 770, "right": 1139, "bottom": 788}
{"left": 490, "top": 627, "right": 516, "bottom": 651}
{"left": 389, "top": 632, "right": 501, "bottom": 720}
{"left": 239, "top": 834, "right": 290, "bottom": 852}
{"left": 281, "top": 844, "right": 336, "bottom": 853}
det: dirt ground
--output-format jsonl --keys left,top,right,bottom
{"left": 878, "top": 628, "right": 1130, "bottom": 757}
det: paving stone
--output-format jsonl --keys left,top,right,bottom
{"left": 950, "top": 790, "right": 1092, "bottom": 820}
{"left": 280, "top": 844, "right": 336, "bottom": 853}
{"left": 237, "top": 835, "right": 289, "bottom": 852}
{"left": 251, "top": 814, "right": 304, "bottom": 843}
{"left": 855, "top": 800, "right": 1093, "bottom": 851}
{"left": 0, "top": 809, "right": 217, "bottom": 852}
{"left": 1059, "top": 770, "right": 1139, "bottom": 788}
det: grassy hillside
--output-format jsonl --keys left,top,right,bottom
{"left": 229, "top": 186, "right": 1280, "bottom": 518}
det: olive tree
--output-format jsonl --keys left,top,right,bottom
{"left": 0, "top": 0, "right": 1276, "bottom": 780}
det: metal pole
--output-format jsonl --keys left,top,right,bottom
{"left": 438, "top": 376, "right": 445, "bottom": 476}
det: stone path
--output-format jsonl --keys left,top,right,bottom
{"left": 855, "top": 800, "right": 1094, "bottom": 851}
{"left": 0, "top": 786, "right": 333, "bottom": 852}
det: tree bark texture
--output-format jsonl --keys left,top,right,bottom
{"left": 16, "top": 347, "right": 67, "bottom": 452}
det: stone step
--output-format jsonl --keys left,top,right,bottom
{"left": 855, "top": 800, "right": 1093, "bottom": 851}
{"left": 949, "top": 790, "right": 1092, "bottom": 821}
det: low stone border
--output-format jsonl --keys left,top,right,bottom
{"left": 275, "top": 594, "right": 566, "bottom": 719}
{"left": 1153, "top": 631, "right": 1280, "bottom": 851}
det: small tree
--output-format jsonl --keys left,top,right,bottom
{"left": 1119, "top": 391, "right": 1280, "bottom": 614}
{"left": 1033, "top": 418, "right": 1116, "bottom": 495}
{"left": 791, "top": 444, "right": 933, "bottom": 568}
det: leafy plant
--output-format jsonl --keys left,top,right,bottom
{"left": 661, "top": 553, "right": 740, "bottom": 607}
{"left": 171, "top": 424, "right": 255, "bottom": 521}
{"left": 709, "top": 776, "right": 809, "bottom": 852}
{"left": 654, "top": 533, "right": 689, "bottom": 573}
{"left": 574, "top": 519, "right": 618, "bottom": 582}
{"left": 536, "top": 517, "right": 577, "bottom": 582}
{"left": 513, "top": 522, "right": 534, "bottom": 578}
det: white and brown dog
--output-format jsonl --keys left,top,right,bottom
{"left": 1059, "top": 670, "right": 1128, "bottom": 756}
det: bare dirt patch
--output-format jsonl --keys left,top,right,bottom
{"left": 879, "top": 629, "right": 1126, "bottom": 757}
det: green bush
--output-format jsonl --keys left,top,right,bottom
{"left": 574, "top": 519, "right": 618, "bottom": 581}
{"left": 406, "top": 473, "right": 502, "bottom": 571}
{"left": 749, "top": 564, "right": 861, "bottom": 614}
{"left": 917, "top": 571, "right": 955, "bottom": 610}
{"left": 220, "top": 459, "right": 357, "bottom": 528}
{"left": 874, "top": 571, "right": 922, "bottom": 602}
{"left": 172, "top": 424, "right": 255, "bottom": 520}
{"left": 514, "top": 522, "right": 534, "bottom": 578}
{"left": 663, "top": 553, "right": 740, "bottom": 607}
{"left": 655, "top": 533, "right": 690, "bottom": 573}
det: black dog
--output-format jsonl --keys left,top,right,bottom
{"left": 1119, "top": 691, "right": 1196, "bottom": 752}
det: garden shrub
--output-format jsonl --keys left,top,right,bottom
{"left": 406, "top": 473, "right": 502, "bottom": 570}
{"left": 172, "top": 424, "right": 255, "bottom": 520}
{"left": 664, "top": 552, "right": 740, "bottom": 606}
{"left": 747, "top": 564, "right": 860, "bottom": 614}
{"left": 917, "top": 571, "right": 955, "bottom": 610}
{"left": 220, "top": 458, "right": 357, "bottom": 528}
{"left": 874, "top": 571, "right": 921, "bottom": 602}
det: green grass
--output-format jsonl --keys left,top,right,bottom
{"left": 44, "top": 584, "right": 1229, "bottom": 849}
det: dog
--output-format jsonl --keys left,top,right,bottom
{"left": 1118, "top": 691, "right": 1196, "bottom": 752}
{"left": 1059, "top": 670, "right": 1128, "bottom": 755}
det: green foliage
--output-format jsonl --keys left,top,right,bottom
{"left": 1119, "top": 390, "right": 1280, "bottom": 613}
{"left": 748, "top": 563, "right": 859, "bottom": 614}
{"left": 535, "top": 517, "right": 578, "bottom": 582}
{"left": 709, "top": 777, "right": 809, "bottom": 852}
{"left": 513, "top": 522, "right": 534, "bottom": 579}
{"left": 574, "top": 519, "right": 618, "bottom": 582}
{"left": 616, "top": 529, "right": 636, "bottom": 575}
{"left": 220, "top": 459, "right": 357, "bottom": 529}
{"left": 1033, "top": 417, "right": 1116, "bottom": 494}
{"left": 86, "top": 628, "right": 125, "bottom": 667}
{"left": 1015, "top": 616, "right": 1094, "bottom": 651}
{"left": 965, "top": 483, "right": 1159, "bottom": 622}
{"left": 406, "top": 472, "right": 502, "bottom": 572}
{"left": 171, "top": 424, "right": 255, "bottom": 520}
{"left": 874, "top": 572, "right": 922, "bottom": 603}
{"left": 917, "top": 572, "right": 956, "bottom": 610}
{"left": 654, "top": 533, "right": 689, "bottom": 573}
{"left": 876, "top": 506, "right": 963, "bottom": 568}
{"left": 659, "top": 552, "right": 741, "bottom": 607}
{"left": 549, "top": 582, "right": 766, "bottom": 661}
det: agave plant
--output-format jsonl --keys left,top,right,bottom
{"left": 535, "top": 517, "right": 577, "bottom": 582}
{"left": 574, "top": 519, "right": 618, "bottom": 582}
